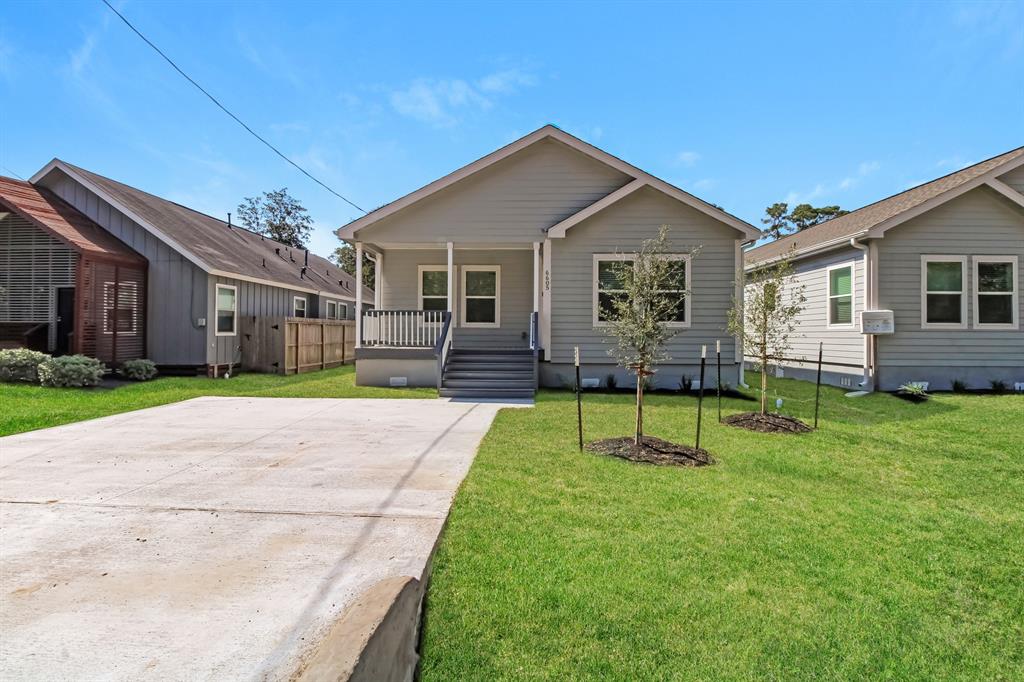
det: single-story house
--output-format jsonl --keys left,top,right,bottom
{"left": 337, "top": 125, "right": 762, "bottom": 398}
{"left": 1, "top": 161, "right": 369, "bottom": 372}
{"left": 745, "top": 146, "right": 1024, "bottom": 392}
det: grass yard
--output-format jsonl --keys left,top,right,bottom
{"left": 0, "top": 365, "right": 434, "bottom": 437}
{"left": 420, "top": 379, "right": 1023, "bottom": 680}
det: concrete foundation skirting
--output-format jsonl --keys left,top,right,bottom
{"left": 356, "top": 358, "right": 437, "bottom": 387}
{"left": 294, "top": 576, "right": 425, "bottom": 682}
{"left": 541, "top": 361, "right": 743, "bottom": 390}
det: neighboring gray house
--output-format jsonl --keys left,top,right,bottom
{"left": 337, "top": 125, "right": 762, "bottom": 398}
{"left": 745, "top": 146, "right": 1024, "bottom": 392}
{"left": 1, "top": 160, "right": 367, "bottom": 372}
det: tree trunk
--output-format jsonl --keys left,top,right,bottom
{"left": 760, "top": 333, "right": 768, "bottom": 415}
{"left": 635, "top": 370, "right": 644, "bottom": 445}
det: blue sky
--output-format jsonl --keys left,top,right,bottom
{"left": 1, "top": 0, "right": 1022, "bottom": 256}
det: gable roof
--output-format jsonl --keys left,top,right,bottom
{"left": 747, "top": 145, "right": 1024, "bottom": 266}
{"left": 0, "top": 175, "right": 145, "bottom": 267}
{"left": 30, "top": 160, "right": 366, "bottom": 300}
{"left": 337, "top": 125, "right": 761, "bottom": 241}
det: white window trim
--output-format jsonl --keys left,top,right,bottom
{"left": 338, "top": 302, "right": 348, "bottom": 319}
{"left": 920, "top": 255, "right": 968, "bottom": 330}
{"left": 293, "top": 296, "right": 307, "bottom": 317}
{"left": 460, "top": 265, "right": 501, "bottom": 328}
{"left": 215, "top": 284, "right": 238, "bottom": 337}
{"left": 825, "top": 261, "right": 856, "bottom": 329}
{"left": 973, "top": 255, "right": 1019, "bottom": 330}
{"left": 418, "top": 265, "right": 451, "bottom": 312}
{"left": 592, "top": 253, "right": 692, "bottom": 328}
{"left": 326, "top": 300, "right": 338, "bottom": 319}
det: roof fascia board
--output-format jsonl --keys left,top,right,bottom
{"left": 985, "top": 178, "right": 1024, "bottom": 210}
{"left": 745, "top": 233, "right": 869, "bottom": 270}
{"left": 546, "top": 179, "right": 647, "bottom": 238}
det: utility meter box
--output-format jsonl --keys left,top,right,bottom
{"left": 861, "top": 310, "right": 895, "bottom": 335}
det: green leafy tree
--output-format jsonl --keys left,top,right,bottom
{"left": 236, "top": 188, "right": 313, "bottom": 249}
{"left": 331, "top": 245, "right": 375, "bottom": 290}
{"left": 727, "top": 250, "right": 806, "bottom": 414}
{"left": 762, "top": 203, "right": 848, "bottom": 240}
{"left": 601, "top": 225, "right": 700, "bottom": 444}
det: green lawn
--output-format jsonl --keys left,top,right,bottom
{"left": 421, "top": 379, "right": 1023, "bottom": 680}
{"left": 0, "top": 365, "right": 434, "bottom": 437}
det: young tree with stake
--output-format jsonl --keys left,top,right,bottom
{"left": 727, "top": 250, "right": 806, "bottom": 414}
{"left": 601, "top": 225, "right": 700, "bottom": 445}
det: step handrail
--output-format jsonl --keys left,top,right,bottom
{"left": 434, "top": 311, "right": 453, "bottom": 390}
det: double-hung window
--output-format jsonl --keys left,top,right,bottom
{"left": 593, "top": 254, "right": 690, "bottom": 327}
{"left": 921, "top": 256, "right": 967, "bottom": 328}
{"left": 827, "top": 263, "right": 854, "bottom": 327}
{"left": 461, "top": 265, "right": 500, "bottom": 327}
{"left": 293, "top": 296, "right": 307, "bottom": 318}
{"left": 325, "top": 300, "right": 339, "bottom": 319}
{"left": 419, "top": 266, "right": 449, "bottom": 312}
{"left": 974, "top": 256, "right": 1018, "bottom": 328}
{"left": 215, "top": 284, "right": 237, "bottom": 336}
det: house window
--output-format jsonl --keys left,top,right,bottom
{"left": 215, "top": 284, "right": 237, "bottom": 336}
{"left": 593, "top": 254, "right": 690, "bottom": 327}
{"left": 461, "top": 266, "right": 500, "bottom": 327}
{"left": 419, "top": 265, "right": 450, "bottom": 312}
{"left": 827, "top": 264, "right": 854, "bottom": 326}
{"left": 293, "top": 296, "right": 306, "bottom": 318}
{"left": 921, "top": 256, "right": 967, "bottom": 328}
{"left": 338, "top": 302, "right": 348, "bottom": 319}
{"left": 974, "top": 256, "right": 1018, "bottom": 328}
{"left": 326, "top": 300, "right": 338, "bottom": 319}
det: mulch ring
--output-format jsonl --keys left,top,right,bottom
{"left": 586, "top": 436, "right": 714, "bottom": 467}
{"left": 723, "top": 412, "right": 811, "bottom": 434}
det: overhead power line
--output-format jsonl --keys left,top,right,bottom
{"left": 100, "top": 0, "right": 366, "bottom": 213}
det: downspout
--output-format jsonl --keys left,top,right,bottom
{"left": 850, "top": 237, "right": 873, "bottom": 391}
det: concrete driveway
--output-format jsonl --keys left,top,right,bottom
{"left": 0, "top": 397, "right": 514, "bottom": 680}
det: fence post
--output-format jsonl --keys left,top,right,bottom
{"left": 696, "top": 345, "right": 707, "bottom": 450}
{"left": 814, "top": 341, "right": 823, "bottom": 429}
{"left": 321, "top": 322, "right": 326, "bottom": 370}
{"left": 575, "top": 345, "right": 583, "bottom": 452}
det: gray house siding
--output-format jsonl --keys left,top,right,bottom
{"left": 999, "top": 164, "right": 1024, "bottom": 194}
{"left": 755, "top": 246, "right": 867, "bottom": 387}
{"left": 359, "top": 139, "right": 631, "bottom": 245}
{"left": 378, "top": 248, "right": 533, "bottom": 347}
{"left": 43, "top": 172, "right": 208, "bottom": 365}
{"left": 874, "top": 186, "right": 1024, "bottom": 390}
{"left": 548, "top": 186, "right": 742, "bottom": 389}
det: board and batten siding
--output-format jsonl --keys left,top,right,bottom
{"left": 208, "top": 276, "right": 313, "bottom": 366}
{"left": 874, "top": 186, "right": 1024, "bottom": 386}
{"left": 550, "top": 186, "right": 741, "bottom": 369}
{"left": 357, "top": 139, "right": 631, "bottom": 245}
{"left": 766, "top": 246, "right": 866, "bottom": 373}
{"left": 42, "top": 171, "right": 208, "bottom": 365}
{"left": 378, "top": 248, "right": 533, "bottom": 347}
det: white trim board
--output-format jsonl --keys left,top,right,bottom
{"left": 460, "top": 265, "right": 501, "bottom": 328}
{"left": 214, "top": 284, "right": 238, "bottom": 337}
{"left": 920, "top": 255, "right": 968, "bottom": 330}
{"left": 972, "top": 255, "right": 1019, "bottom": 330}
{"left": 825, "top": 261, "right": 857, "bottom": 329}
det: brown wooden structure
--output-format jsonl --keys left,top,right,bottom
{"left": 240, "top": 316, "right": 355, "bottom": 375}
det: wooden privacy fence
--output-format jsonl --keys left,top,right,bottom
{"left": 240, "top": 316, "right": 355, "bottom": 375}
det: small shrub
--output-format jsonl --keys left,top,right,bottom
{"left": 989, "top": 379, "right": 1008, "bottom": 394}
{"left": 897, "top": 382, "right": 930, "bottom": 402}
{"left": 951, "top": 379, "right": 969, "bottom": 393}
{"left": 679, "top": 375, "right": 693, "bottom": 393}
{"left": 120, "top": 358, "right": 158, "bottom": 381}
{"left": 0, "top": 348, "right": 51, "bottom": 383}
{"left": 606, "top": 373, "right": 618, "bottom": 390}
{"left": 38, "top": 355, "right": 107, "bottom": 388}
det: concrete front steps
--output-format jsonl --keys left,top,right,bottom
{"left": 439, "top": 349, "right": 536, "bottom": 400}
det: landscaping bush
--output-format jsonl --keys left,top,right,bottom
{"left": 897, "top": 381, "right": 930, "bottom": 402}
{"left": 952, "top": 379, "right": 969, "bottom": 393}
{"left": 119, "top": 358, "right": 158, "bottom": 381}
{"left": 989, "top": 379, "right": 1008, "bottom": 394}
{"left": 0, "top": 348, "right": 51, "bottom": 383}
{"left": 38, "top": 355, "right": 107, "bottom": 388}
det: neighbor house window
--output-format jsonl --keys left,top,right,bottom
{"left": 921, "top": 256, "right": 967, "bottom": 328}
{"left": 827, "top": 263, "right": 854, "bottom": 326}
{"left": 215, "top": 284, "right": 237, "bottom": 336}
{"left": 293, "top": 296, "right": 306, "bottom": 318}
{"left": 418, "top": 266, "right": 450, "bottom": 312}
{"left": 461, "top": 265, "right": 500, "bottom": 327}
{"left": 974, "top": 256, "right": 1018, "bottom": 328}
{"left": 338, "top": 302, "right": 348, "bottom": 319}
{"left": 593, "top": 254, "right": 690, "bottom": 327}
{"left": 326, "top": 300, "right": 338, "bottom": 319}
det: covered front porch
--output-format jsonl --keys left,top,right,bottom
{"left": 351, "top": 240, "right": 543, "bottom": 394}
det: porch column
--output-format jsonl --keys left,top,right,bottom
{"left": 355, "top": 241, "right": 363, "bottom": 348}
{"left": 533, "top": 241, "right": 540, "bottom": 312}
{"left": 446, "top": 241, "right": 454, "bottom": 325}
{"left": 374, "top": 251, "right": 383, "bottom": 308}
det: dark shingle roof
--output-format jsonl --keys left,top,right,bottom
{"left": 746, "top": 146, "right": 1024, "bottom": 265}
{"left": 0, "top": 175, "right": 145, "bottom": 267}
{"left": 56, "top": 161, "right": 366, "bottom": 299}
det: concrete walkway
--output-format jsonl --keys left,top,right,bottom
{"left": 0, "top": 397, "right": 516, "bottom": 680}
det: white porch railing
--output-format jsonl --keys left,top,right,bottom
{"left": 361, "top": 309, "right": 448, "bottom": 348}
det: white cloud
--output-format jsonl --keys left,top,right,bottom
{"left": 791, "top": 160, "right": 880, "bottom": 203}
{"left": 676, "top": 150, "right": 701, "bottom": 167}
{"left": 388, "top": 68, "right": 537, "bottom": 127}
{"left": 69, "top": 32, "right": 97, "bottom": 75}
{"left": 693, "top": 178, "right": 716, "bottom": 191}
{"left": 0, "top": 39, "right": 14, "bottom": 79}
